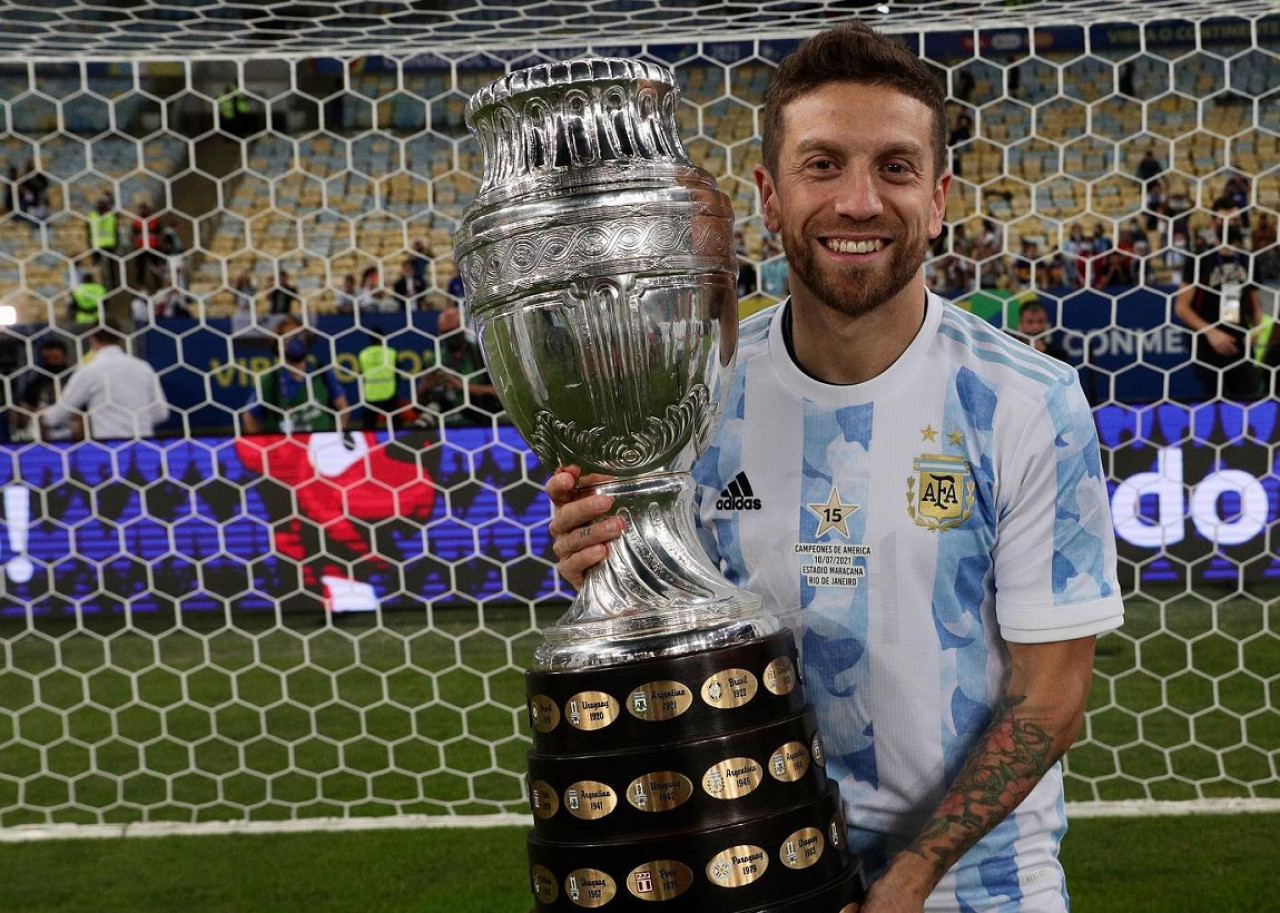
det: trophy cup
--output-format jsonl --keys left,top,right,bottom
{"left": 455, "top": 58, "right": 864, "bottom": 912}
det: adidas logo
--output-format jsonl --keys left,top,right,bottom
{"left": 716, "top": 471, "right": 762, "bottom": 511}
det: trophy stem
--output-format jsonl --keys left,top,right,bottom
{"left": 535, "top": 472, "right": 775, "bottom": 669}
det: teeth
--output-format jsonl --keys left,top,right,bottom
{"left": 827, "top": 238, "right": 884, "bottom": 254}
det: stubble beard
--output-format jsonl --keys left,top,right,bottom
{"left": 782, "top": 225, "right": 929, "bottom": 320}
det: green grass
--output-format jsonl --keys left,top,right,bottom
{"left": 1, "top": 589, "right": 1277, "bottom": 825}
{"left": 0, "top": 814, "right": 1276, "bottom": 912}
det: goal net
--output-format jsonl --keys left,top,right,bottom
{"left": 0, "top": 1, "right": 1277, "bottom": 833}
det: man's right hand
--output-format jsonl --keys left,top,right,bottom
{"left": 1205, "top": 326, "right": 1240, "bottom": 357}
{"left": 547, "top": 466, "right": 624, "bottom": 590}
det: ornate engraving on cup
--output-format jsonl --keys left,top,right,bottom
{"left": 565, "top": 780, "right": 618, "bottom": 821}
{"left": 627, "top": 860, "right": 694, "bottom": 901}
{"left": 627, "top": 680, "right": 694, "bottom": 722}
{"left": 627, "top": 770, "right": 694, "bottom": 812}
{"left": 565, "top": 691, "right": 620, "bottom": 731}
{"left": 566, "top": 868, "right": 617, "bottom": 908}
{"left": 780, "top": 827, "right": 826, "bottom": 871}
{"left": 702, "top": 757, "right": 763, "bottom": 800}
{"left": 701, "top": 668, "right": 758, "bottom": 709}
{"left": 706, "top": 844, "right": 768, "bottom": 888}
{"left": 763, "top": 656, "right": 797, "bottom": 695}
{"left": 768, "top": 741, "right": 811, "bottom": 783}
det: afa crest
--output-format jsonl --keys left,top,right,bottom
{"left": 906, "top": 453, "right": 975, "bottom": 531}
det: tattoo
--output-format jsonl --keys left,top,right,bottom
{"left": 905, "top": 694, "right": 1057, "bottom": 878}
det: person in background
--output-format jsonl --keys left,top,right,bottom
{"left": 1174, "top": 196, "right": 1262, "bottom": 401}
{"left": 67, "top": 268, "right": 107, "bottom": 327}
{"left": 334, "top": 273, "right": 358, "bottom": 314}
{"left": 414, "top": 305, "right": 502, "bottom": 427}
{"left": 1009, "top": 299, "right": 1070, "bottom": 363}
{"left": 130, "top": 200, "right": 162, "bottom": 293}
{"left": 547, "top": 23, "right": 1121, "bottom": 913}
{"left": 357, "top": 325, "right": 400, "bottom": 431}
{"left": 392, "top": 257, "right": 427, "bottom": 311}
{"left": 269, "top": 268, "right": 300, "bottom": 320}
{"left": 40, "top": 327, "right": 169, "bottom": 440}
{"left": 11, "top": 338, "right": 74, "bottom": 442}
{"left": 86, "top": 193, "right": 119, "bottom": 289}
{"left": 240, "top": 316, "right": 350, "bottom": 435}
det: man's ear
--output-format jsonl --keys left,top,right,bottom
{"left": 754, "top": 164, "right": 781, "bottom": 234}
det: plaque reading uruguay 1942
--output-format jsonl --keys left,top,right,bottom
{"left": 456, "top": 57, "right": 865, "bottom": 912}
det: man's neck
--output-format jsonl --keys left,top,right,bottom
{"left": 785, "top": 284, "right": 929, "bottom": 385}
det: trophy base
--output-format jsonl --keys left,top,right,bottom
{"left": 533, "top": 610, "right": 781, "bottom": 670}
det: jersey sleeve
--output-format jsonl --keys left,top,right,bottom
{"left": 993, "top": 372, "right": 1124, "bottom": 644}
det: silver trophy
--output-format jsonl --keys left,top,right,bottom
{"left": 455, "top": 58, "right": 777, "bottom": 670}
{"left": 455, "top": 60, "right": 865, "bottom": 912}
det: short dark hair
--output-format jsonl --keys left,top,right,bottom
{"left": 761, "top": 22, "right": 948, "bottom": 180}
{"left": 1211, "top": 195, "right": 1238, "bottom": 213}
{"left": 1019, "top": 299, "right": 1048, "bottom": 319}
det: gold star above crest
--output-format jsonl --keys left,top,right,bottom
{"left": 948, "top": 430, "right": 965, "bottom": 447}
{"left": 807, "top": 486, "right": 860, "bottom": 539}
{"left": 921, "top": 425, "right": 938, "bottom": 442}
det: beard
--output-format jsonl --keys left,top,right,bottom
{"left": 781, "top": 222, "right": 929, "bottom": 319}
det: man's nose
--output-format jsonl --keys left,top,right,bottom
{"left": 832, "top": 168, "right": 884, "bottom": 221}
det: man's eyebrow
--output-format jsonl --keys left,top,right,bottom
{"left": 788, "top": 137, "right": 928, "bottom": 161}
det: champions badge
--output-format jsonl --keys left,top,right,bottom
{"left": 906, "top": 454, "right": 975, "bottom": 531}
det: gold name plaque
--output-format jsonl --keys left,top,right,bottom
{"left": 565, "top": 691, "right": 620, "bottom": 732}
{"left": 531, "top": 864, "right": 558, "bottom": 904}
{"left": 811, "top": 730, "right": 827, "bottom": 767}
{"left": 700, "top": 668, "right": 758, "bottom": 709}
{"left": 706, "top": 844, "right": 769, "bottom": 888}
{"left": 626, "top": 859, "right": 694, "bottom": 901}
{"left": 829, "top": 812, "right": 848, "bottom": 852}
{"left": 779, "top": 826, "right": 825, "bottom": 870}
{"left": 529, "top": 694, "right": 560, "bottom": 733}
{"left": 564, "top": 780, "right": 618, "bottom": 820}
{"left": 768, "top": 740, "right": 811, "bottom": 783}
{"left": 626, "top": 771, "right": 694, "bottom": 813}
{"left": 529, "top": 778, "right": 559, "bottom": 819}
{"left": 702, "top": 757, "right": 763, "bottom": 800}
{"left": 762, "top": 656, "right": 797, "bottom": 696}
{"left": 627, "top": 680, "right": 693, "bottom": 722}
{"left": 565, "top": 868, "right": 617, "bottom": 909}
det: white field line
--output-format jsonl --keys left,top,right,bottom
{"left": 2, "top": 800, "right": 1279, "bottom": 843}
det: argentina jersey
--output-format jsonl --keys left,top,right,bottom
{"left": 693, "top": 291, "right": 1124, "bottom": 912}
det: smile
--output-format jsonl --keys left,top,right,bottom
{"left": 825, "top": 238, "right": 885, "bottom": 254}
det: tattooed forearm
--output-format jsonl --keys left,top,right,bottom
{"left": 904, "top": 694, "right": 1059, "bottom": 878}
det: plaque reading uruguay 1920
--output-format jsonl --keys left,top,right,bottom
{"left": 455, "top": 57, "right": 865, "bottom": 912}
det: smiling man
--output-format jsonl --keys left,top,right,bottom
{"left": 548, "top": 23, "right": 1123, "bottom": 913}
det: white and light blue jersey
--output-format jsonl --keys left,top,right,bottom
{"left": 693, "top": 291, "right": 1124, "bottom": 912}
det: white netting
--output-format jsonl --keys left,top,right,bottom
{"left": 0, "top": 1, "right": 1277, "bottom": 830}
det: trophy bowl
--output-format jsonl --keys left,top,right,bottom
{"left": 454, "top": 58, "right": 775, "bottom": 669}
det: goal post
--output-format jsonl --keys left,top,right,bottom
{"left": 0, "top": 1, "right": 1277, "bottom": 833}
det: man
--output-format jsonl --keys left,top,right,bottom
{"left": 548, "top": 24, "right": 1122, "bottom": 913}
{"left": 41, "top": 328, "right": 169, "bottom": 439}
{"left": 415, "top": 306, "right": 502, "bottom": 426}
{"left": 392, "top": 257, "right": 427, "bottom": 312}
{"left": 86, "top": 194, "right": 119, "bottom": 288}
{"left": 1010, "top": 299, "right": 1070, "bottom": 363}
{"left": 241, "top": 317, "right": 350, "bottom": 435}
{"left": 67, "top": 268, "right": 107, "bottom": 326}
{"left": 12, "top": 338, "right": 74, "bottom": 441}
{"left": 1173, "top": 195, "right": 1262, "bottom": 401}
{"left": 357, "top": 326, "right": 400, "bottom": 431}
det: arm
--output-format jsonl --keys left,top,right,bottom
{"left": 864, "top": 636, "right": 1096, "bottom": 912}
{"left": 1173, "top": 282, "right": 1238, "bottom": 356}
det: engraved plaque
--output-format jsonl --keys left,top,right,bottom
{"left": 702, "top": 757, "right": 763, "bottom": 800}
{"left": 564, "top": 780, "right": 618, "bottom": 820}
{"left": 627, "top": 680, "right": 694, "bottom": 722}
{"left": 762, "top": 656, "right": 797, "bottom": 696}
{"left": 779, "top": 826, "right": 825, "bottom": 870}
{"left": 566, "top": 868, "right": 617, "bottom": 908}
{"left": 700, "top": 668, "right": 758, "bottom": 709}
{"left": 530, "top": 694, "right": 560, "bottom": 733}
{"left": 529, "top": 778, "right": 560, "bottom": 819}
{"left": 626, "top": 771, "right": 694, "bottom": 813}
{"left": 811, "top": 730, "right": 827, "bottom": 767}
{"left": 532, "top": 864, "right": 559, "bottom": 904}
{"left": 706, "top": 844, "right": 769, "bottom": 888}
{"left": 829, "top": 812, "right": 847, "bottom": 852}
{"left": 626, "top": 860, "right": 694, "bottom": 901}
{"left": 565, "top": 691, "right": 620, "bottom": 732}
{"left": 768, "top": 740, "right": 811, "bottom": 783}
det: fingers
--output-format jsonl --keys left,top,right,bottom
{"left": 547, "top": 465, "right": 623, "bottom": 591}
